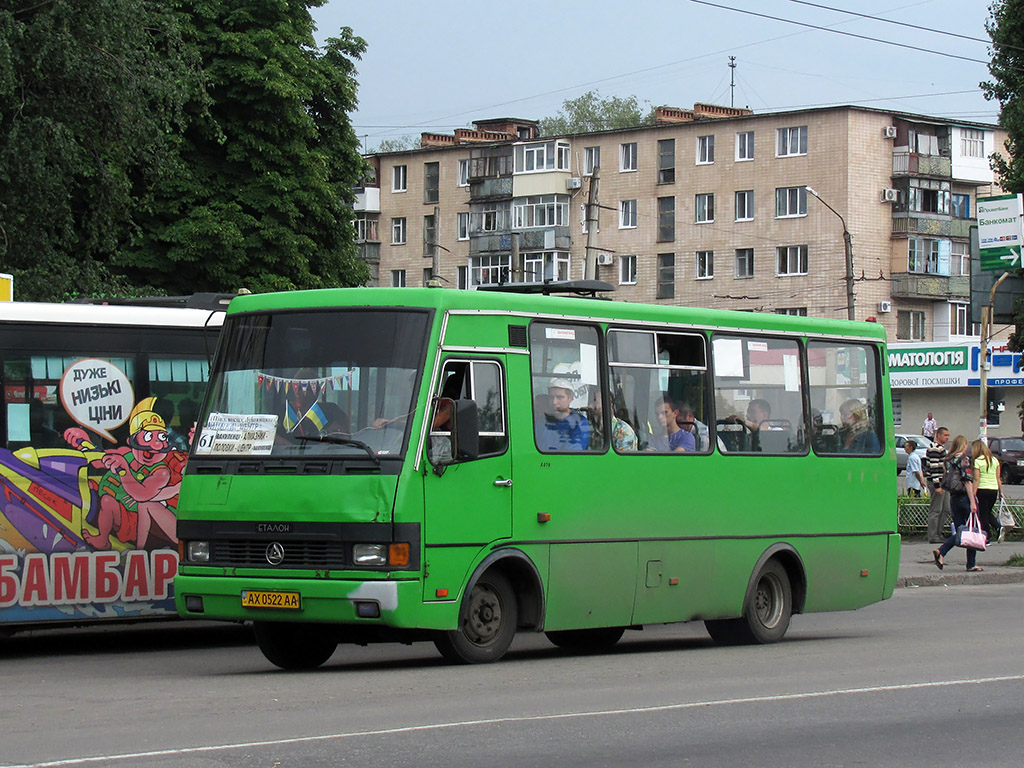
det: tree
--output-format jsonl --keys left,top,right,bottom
{"left": 539, "top": 91, "right": 657, "bottom": 136}
{"left": 982, "top": 0, "right": 1024, "bottom": 353}
{"left": 372, "top": 136, "right": 420, "bottom": 153}
{"left": 0, "top": 0, "right": 203, "bottom": 301}
{"left": 122, "top": 1, "right": 369, "bottom": 295}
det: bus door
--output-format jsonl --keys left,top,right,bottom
{"left": 422, "top": 357, "right": 512, "bottom": 551}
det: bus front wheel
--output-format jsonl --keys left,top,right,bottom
{"left": 434, "top": 571, "right": 517, "bottom": 664}
{"left": 704, "top": 560, "right": 792, "bottom": 646}
{"left": 253, "top": 621, "right": 338, "bottom": 670}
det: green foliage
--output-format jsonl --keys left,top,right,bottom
{"left": 0, "top": 0, "right": 203, "bottom": 301}
{"left": 373, "top": 136, "right": 420, "bottom": 153}
{"left": 123, "top": 1, "right": 369, "bottom": 294}
{"left": 539, "top": 91, "right": 657, "bottom": 137}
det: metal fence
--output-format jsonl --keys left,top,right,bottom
{"left": 898, "top": 496, "right": 1023, "bottom": 534}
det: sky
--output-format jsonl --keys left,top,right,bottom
{"left": 310, "top": 0, "right": 1002, "bottom": 152}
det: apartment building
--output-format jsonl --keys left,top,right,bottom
{"left": 355, "top": 104, "right": 1005, "bottom": 346}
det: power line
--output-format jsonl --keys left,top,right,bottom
{"left": 688, "top": 0, "right": 990, "bottom": 66}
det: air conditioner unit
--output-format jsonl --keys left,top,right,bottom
{"left": 883, "top": 125, "right": 897, "bottom": 139}
{"left": 596, "top": 253, "right": 613, "bottom": 266}
{"left": 566, "top": 177, "right": 582, "bottom": 190}
{"left": 878, "top": 300, "right": 892, "bottom": 313}
{"left": 881, "top": 188, "right": 899, "bottom": 203}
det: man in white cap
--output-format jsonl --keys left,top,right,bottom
{"left": 537, "top": 378, "right": 590, "bottom": 451}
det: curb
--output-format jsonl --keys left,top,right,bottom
{"left": 897, "top": 571, "right": 1024, "bottom": 588}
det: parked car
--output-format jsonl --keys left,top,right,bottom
{"left": 988, "top": 436, "right": 1024, "bottom": 484}
{"left": 895, "top": 433, "right": 932, "bottom": 474}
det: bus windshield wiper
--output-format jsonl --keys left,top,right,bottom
{"left": 295, "top": 434, "right": 380, "bottom": 464}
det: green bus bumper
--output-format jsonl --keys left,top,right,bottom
{"left": 175, "top": 573, "right": 455, "bottom": 629}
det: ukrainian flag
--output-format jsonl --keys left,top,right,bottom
{"left": 302, "top": 401, "right": 328, "bottom": 433}
{"left": 283, "top": 400, "right": 300, "bottom": 432}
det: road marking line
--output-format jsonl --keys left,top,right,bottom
{"left": 6, "top": 674, "right": 1024, "bottom": 768}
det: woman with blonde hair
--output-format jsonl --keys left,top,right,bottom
{"left": 933, "top": 435, "right": 981, "bottom": 571}
{"left": 839, "top": 398, "right": 880, "bottom": 454}
{"left": 971, "top": 439, "right": 1001, "bottom": 541}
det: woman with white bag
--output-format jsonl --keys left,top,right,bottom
{"left": 933, "top": 435, "right": 982, "bottom": 571}
{"left": 972, "top": 439, "right": 1001, "bottom": 543}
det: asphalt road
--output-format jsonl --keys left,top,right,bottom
{"left": 3, "top": 584, "right": 1024, "bottom": 768}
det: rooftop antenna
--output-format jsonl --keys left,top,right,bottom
{"left": 729, "top": 56, "right": 736, "bottom": 108}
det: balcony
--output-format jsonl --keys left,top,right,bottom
{"left": 890, "top": 272, "right": 969, "bottom": 300}
{"left": 470, "top": 177, "right": 513, "bottom": 201}
{"left": 353, "top": 187, "right": 380, "bottom": 213}
{"left": 892, "top": 152, "right": 951, "bottom": 178}
{"left": 469, "top": 227, "right": 571, "bottom": 256}
{"left": 892, "top": 214, "right": 951, "bottom": 237}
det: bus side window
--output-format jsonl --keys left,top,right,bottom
{"left": 808, "top": 341, "right": 883, "bottom": 456}
{"left": 431, "top": 360, "right": 507, "bottom": 461}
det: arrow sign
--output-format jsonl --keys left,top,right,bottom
{"left": 978, "top": 194, "right": 1024, "bottom": 271}
{"left": 1000, "top": 247, "right": 1021, "bottom": 267}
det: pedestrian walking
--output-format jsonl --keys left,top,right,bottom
{"left": 924, "top": 426, "right": 951, "bottom": 542}
{"left": 972, "top": 439, "right": 1001, "bottom": 541}
{"left": 922, "top": 412, "right": 937, "bottom": 439}
{"left": 933, "top": 435, "right": 982, "bottom": 572}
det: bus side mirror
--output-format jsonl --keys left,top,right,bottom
{"left": 453, "top": 399, "right": 479, "bottom": 461}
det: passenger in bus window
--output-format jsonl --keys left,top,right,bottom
{"left": 590, "top": 386, "right": 636, "bottom": 452}
{"left": 427, "top": 397, "right": 453, "bottom": 463}
{"left": 537, "top": 379, "right": 590, "bottom": 451}
{"left": 839, "top": 399, "right": 880, "bottom": 454}
{"left": 745, "top": 399, "right": 772, "bottom": 431}
{"left": 649, "top": 395, "right": 695, "bottom": 452}
{"left": 678, "top": 403, "right": 709, "bottom": 452}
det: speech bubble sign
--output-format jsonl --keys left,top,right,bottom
{"left": 59, "top": 358, "right": 135, "bottom": 442}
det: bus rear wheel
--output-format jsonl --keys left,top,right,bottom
{"left": 434, "top": 571, "right": 517, "bottom": 664}
{"left": 253, "top": 621, "right": 338, "bottom": 670}
{"left": 545, "top": 626, "right": 625, "bottom": 651}
{"left": 704, "top": 560, "right": 792, "bottom": 646}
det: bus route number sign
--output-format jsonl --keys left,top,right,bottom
{"left": 241, "top": 590, "right": 301, "bottom": 610}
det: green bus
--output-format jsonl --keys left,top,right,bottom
{"left": 175, "top": 286, "right": 898, "bottom": 668}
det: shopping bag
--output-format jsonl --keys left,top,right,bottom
{"left": 998, "top": 498, "right": 1016, "bottom": 529}
{"left": 956, "top": 510, "right": 988, "bottom": 551}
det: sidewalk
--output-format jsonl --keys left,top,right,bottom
{"left": 897, "top": 535, "right": 1024, "bottom": 587}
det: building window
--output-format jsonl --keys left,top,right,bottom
{"left": 774, "top": 307, "right": 807, "bottom": 316}
{"left": 697, "top": 135, "right": 715, "bottom": 164}
{"left": 775, "top": 186, "right": 807, "bottom": 217}
{"left": 423, "top": 162, "right": 439, "bottom": 204}
{"left": 390, "top": 269, "right": 406, "bottom": 288}
{"left": 657, "top": 253, "right": 675, "bottom": 299}
{"left": 736, "top": 131, "right": 754, "bottom": 161}
{"left": 620, "top": 142, "right": 638, "bottom": 172}
{"left": 584, "top": 146, "right": 600, "bottom": 175}
{"left": 355, "top": 216, "right": 378, "bottom": 242}
{"left": 619, "top": 254, "right": 637, "bottom": 285}
{"left": 457, "top": 265, "right": 468, "bottom": 290}
{"left": 619, "top": 199, "right": 638, "bottom": 229}
{"left": 392, "top": 165, "right": 407, "bottom": 192}
{"left": 961, "top": 128, "right": 985, "bottom": 158}
{"left": 735, "top": 248, "right": 754, "bottom": 278}
{"left": 908, "top": 237, "right": 950, "bottom": 274}
{"left": 457, "top": 159, "right": 469, "bottom": 187}
{"left": 951, "top": 303, "right": 969, "bottom": 336}
{"left": 515, "top": 140, "right": 570, "bottom": 173}
{"left": 391, "top": 217, "right": 406, "bottom": 245}
{"left": 777, "top": 125, "right": 808, "bottom": 157}
{"left": 908, "top": 179, "right": 950, "bottom": 214}
{"left": 776, "top": 245, "right": 808, "bottom": 275}
{"left": 423, "top": 267, "right": 434, "bottom": 286}
{"left": 896, "top": 310, "right": 926, "bottom": 341}
{"left": 471, "top": 254, "right": 512, "bottom": 286}
{"left": 695, "top": 193, "right": 714, "bottom": 223}
{"left": 513, "top": 195, "right": 569, "bottom": 228}
{"left": 951, "top": 241, "right": 970, "bottom": 275}
{"left": 657, "top": 196, "right": 675, "bottom": 242}
{"left": 658, "top": 139, "right": 675, "bottom": 184}
{"left": 951, "top": 193, "right": 970, "bottom": 219}
{"left": 522, "top": 251, "right": 570, "bottom": 282}
{"left": 735, "top": 190, "right": 754, "bottom": 221}
{"left": 457, "top": 212, "right": 470, "bottom": 241}
{"left": 696, "top": 250, "right": 714, "bottom": 279}
{"left": 423, "top": 214, "right": 435, "bottom": 257}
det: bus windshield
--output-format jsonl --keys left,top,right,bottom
{"left": 195, "top": 309, "right": 429, "bottom": 459}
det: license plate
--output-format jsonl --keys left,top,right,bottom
{"left": 241, "top": 590, "right": 301, "bottom": 610}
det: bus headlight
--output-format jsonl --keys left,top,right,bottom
{"left": 187, "top": 541, "right": 211, "bottom": 563}
{"left": 352, "top": 544, "right": 387, "bottom": 566}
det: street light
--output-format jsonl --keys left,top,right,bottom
{"left": 805, "top": 186, "right": 855, "bottom": 321}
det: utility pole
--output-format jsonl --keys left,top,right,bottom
{"left": 729, "top": 56, "right": 736, "bottom": 108}
{"left": 806, "top": 187, "right": 855, "bottom": 321}
{"left": 584, "top": 167, "right": 600, "bottom": 280}
{"left": 979, "top": 271, "right": 1011, "bottom": 443}
{"left": 429, "top": 206, "right": 441, "bottom": 287}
